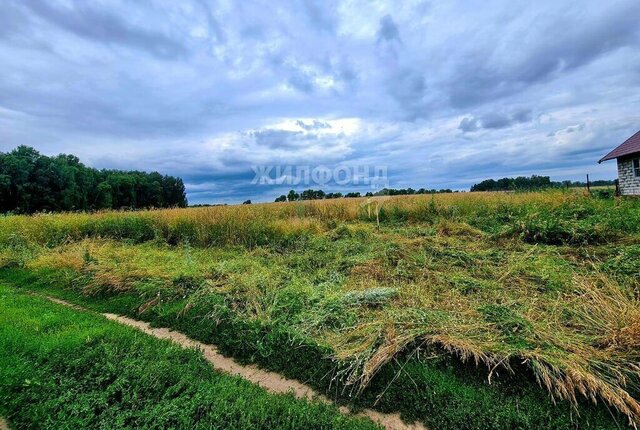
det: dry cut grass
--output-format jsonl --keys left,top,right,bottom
{"left": 2, "top": 190, "right": 640, "bottom": 426}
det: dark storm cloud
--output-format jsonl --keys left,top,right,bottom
{"left": 288, "top": 71, "right": 316, "bottom": 93}
{"left": 459, "top": 109, "right": 533, "bottom": 132}
{"left": 389, "top": 70, "right": 426, "bottom": 105}
{"left": 301, "top": 0, "right": 338, "bottom": 32}
{"left": 458, "top": 117, "right": 480, "bottom": 133}
{"left": 252, "top": 129, "right": 307, "bottom": 149}
{"left": 515, "top": 6, "right": 640, "bottom": 82}
{"left": 377, "top": 15, "right": 401, "bottom": 42}
{"left": 447, "top": 1, "right": 640, "bottom": 108}
{"left": 193, "top": 0, "right": 226, "bottom": 43}
{"left": 1, "top": 0, "right": 639, "bottom": 203}
{"left": 0, "top": 2, "right": 29, "bottom": 39}
{"left": 511, "top": 109, "right": 532, "bottom": 124}
{"left": 21, "top": 0, "right": 188, "bottom": 59}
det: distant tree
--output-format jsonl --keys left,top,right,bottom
{"left": 0, "top": 174, "right": 11, "bottom": 212}
{"left": 287, "top": 190, "right": 299, "bottom": 202}
{"left": 300, "top": 189, "right": 326, "bottom": 200}
{"left": 274, "top": 195, "right": 287, "bottom": 202}
{"left": 0, "top": 146, "right": 188, "bottom": 213}
{"left": 471, "top": 175, "right": 556, "bottom": 192}
{"left": 243, "top": 199, "right": 252, "bottom": 205}
{"left": 161, "top": 175, "right": 188, "bottom": 207}
{"left": 95, "top": 182, "right": 113, "bottom": 209}
{"left": 274, "top": 187, "right": 456, "bottom": 202}
{"left": 300, "top": 189, "right": 312, "bottom": 200}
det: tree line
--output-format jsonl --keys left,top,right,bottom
{"left": 0, "top": 146, "right": 187, "bottom": 213}
{"left": 275, "top": 187, "right": 454, "bottom": 202}
{"left": 470, "top": 175, "right": 615, "bottom": 192}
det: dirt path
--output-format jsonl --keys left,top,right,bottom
{"left": 0, "top": 418, "right": 10, "bottom": 430}
{"left": 43, "top": 295, "right": 427, "bottom": 430}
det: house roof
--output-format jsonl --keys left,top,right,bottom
{"left": 599, "top": 130, "right": 640, "bottom": 163}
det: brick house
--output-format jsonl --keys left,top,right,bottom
{"left": 599, "top": 130, "right": 640, "bottom": 195}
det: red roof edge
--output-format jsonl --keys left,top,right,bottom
{"left": 598, "top": 130, "right": 640, "bottom": 163}
{"left": 599, "top": 150, "right": 618, "bottom": 164}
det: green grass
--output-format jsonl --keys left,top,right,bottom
{"left": 1, "top": 267, "right": 626, "bottom": 430}
{"left": 2, "top": 190, "right": 640, "bottom": 250}
{"left": 1, "top": 190, "right": 639, "bottom": 429}
{"left": 0, "top": 284, "right": 377, "bottom": 430}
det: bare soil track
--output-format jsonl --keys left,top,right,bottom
{"left": 42, "top": 295, "right": 427, "bottom": 430}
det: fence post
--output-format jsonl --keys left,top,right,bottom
{"left": 586, "top": 174, "right": 591, "bottom": 194}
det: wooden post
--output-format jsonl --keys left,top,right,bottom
{"left": 586, "top": 174, "right": 591, "bottom": 194}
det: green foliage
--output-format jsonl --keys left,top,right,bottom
{"left": 0, "top": 145, "right": 187, "bottom": 213}
{"left": 287, "top": 189, "right": 299, "bottom": 202}
{"left": 1, "top": 268, "right": 623, "bottom": 430}
{"left": 279, "top": 187, "right": 454, "bottom": 202}
{"left": 0, "top": 285, "right": 377, "bottom": 430}
{"left": 479, "top": 304, "right": 534, "bottom": 347}
{"left": 513, "top": 216, "right": 608, "bottom": 245}
{"left": 471, "top": 175, "right": 616, "bottom": 192}
{"left": 1, "top": 191, "right": 639, "bottom": 429}
{"left": 600, "top": 245, "right": 640, "bottom": 284}
{"left": 471, "top": 175, "right": 555, "bottom": 192}
{"left": 593, "top": 188, "right": 615, "bottom": 199}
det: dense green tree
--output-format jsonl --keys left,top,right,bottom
{"left": 472, "top": 175, "right": 560, "bottom": 192}
{"left": 94, "top": 182, "right": 113, "bottom": 209}
{"left": 287, "top": 190, "right": 299, "bottom": 202}
{"left": 0, "top": 146, "right": 187, "bottom": 213}
{"left": 300, "top": 189, "right": 326, "bottom": 200}
{"left": 470, "top": 175, "right": 615, "bottom": 192}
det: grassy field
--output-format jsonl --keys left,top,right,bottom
{"left": 0, "top": 285, "right": 376, "bottom": 429}
{"left": 1, "top": 190, "right": 639, "bottom": 429}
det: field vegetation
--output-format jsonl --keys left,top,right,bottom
{"left": 2, "top": 190, "right": 639, "bottom": 429}
{"left": 0, "top": 285, "right": 376, "bottom": 429}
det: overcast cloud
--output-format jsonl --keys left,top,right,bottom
{"left": 1, "top": 0, "right": 639, "bottom": 203}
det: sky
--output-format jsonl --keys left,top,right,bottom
{"left": 1, "top": 0, "right": 639, "bottom": 204}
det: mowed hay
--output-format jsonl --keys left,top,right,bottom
{"left": 331, "top": 272, "right": 640, "bottom": 426}
{"left": 2, "top": 190, "right": 640, "bottom": 426}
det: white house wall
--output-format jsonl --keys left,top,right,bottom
{"left": 617, "top": 157, "right": 640, "bottom": 195}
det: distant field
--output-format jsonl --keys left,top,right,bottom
{"left": 1, "top": 190, "right": 639, "bottom": 429}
